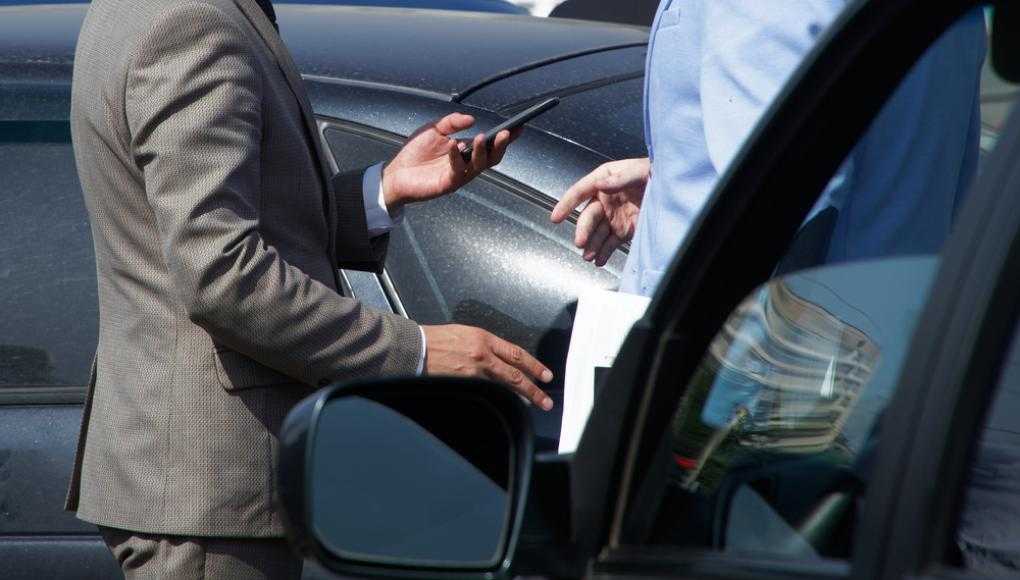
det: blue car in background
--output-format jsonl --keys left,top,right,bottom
{"left": 0, "top": 0, "right": 529, "bottom": 12}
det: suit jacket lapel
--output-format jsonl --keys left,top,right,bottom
{"left": 232, "top": 0, "right": 339, "bottom": 255}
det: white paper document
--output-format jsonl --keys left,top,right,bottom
{"left": 559, "top": 289, "right": 651, "bottom": 453}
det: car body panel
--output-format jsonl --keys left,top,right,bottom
{"left": 0, "top": 536, "right": 122, "bottom": 579}
{"left": 0, "top": 406, "right": 91, "bottom": 534}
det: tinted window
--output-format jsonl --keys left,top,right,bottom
{"left": 324, "top": 126, "right": 396, "bottom": 175}
{"left": 525, "top": 77, "right": 647, "bottom": 161}
{"left": 324, "top": 125, "right": 624, "bottom": 445}
{"left": 654, "top": 257, "right": 937, "bottom": 559}
{"left": 631, "top": 9, "right": 1007, "bottom": 564}
{"left": 0, "top": 121, "right": 96, "bottom": 388}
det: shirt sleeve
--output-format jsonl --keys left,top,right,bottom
{"left": 361, "top": 162, "right": 404, "bottom": 238}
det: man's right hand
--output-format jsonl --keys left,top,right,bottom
{"left": 551, "top": 157, "right": 650, "bottom": 267}
{"left": 422, "top": 324, "right": 555, "bottom": 411}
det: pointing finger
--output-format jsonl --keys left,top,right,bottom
{"left": 552, "top": 166, "right": 606, "bottom": 223}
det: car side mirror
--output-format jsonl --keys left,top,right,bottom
{"left": 277, "top": 377, "right": 534, "bottom": 579}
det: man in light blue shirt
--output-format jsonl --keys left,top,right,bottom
{"left": 551, "top": 1, "right": 986, "bottom": 297}
{"left": 551, "top": 0, "right": 999, "bottom": 568}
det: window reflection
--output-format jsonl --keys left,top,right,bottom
{"left": 651, "top": 258, "right": 938, "bottom": 559}
{"left": 671, "top": 277, "right": 880, "bottom": 493}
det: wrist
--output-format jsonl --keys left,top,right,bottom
{"left": 381, "top": 162, "right": 405, "bottom": 214}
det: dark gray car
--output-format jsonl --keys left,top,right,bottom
{"left": 0, "top": 5, "right": 647, "bottom": 578}
{"left": 274, "top": 3, "right": 1020, "bottom": 580}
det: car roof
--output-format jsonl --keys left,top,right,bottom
{"left": 278, "top": 5, "right": 647, "bottom": 99}
{"left": 0, "top": 4, "right": 646, "bottom": 95}
{"left": 0, "top": 4, "right": 649, "bottom": 162}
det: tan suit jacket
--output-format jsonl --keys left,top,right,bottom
{"left": 67, "top": 0, "right": 422, "bottom": 537}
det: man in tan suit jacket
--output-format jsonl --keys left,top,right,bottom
{"left": 68, "top": 0, "right": 555, "bottom": 577}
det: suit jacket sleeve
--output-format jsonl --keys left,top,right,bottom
{"left": 332, "top": 168, "right": 391, "bottom": 273}
{"left": 125, "top": 3, "right": 421, "bottom": 386}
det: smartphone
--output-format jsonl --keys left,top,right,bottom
{"left": 460, "top": 97, "right": 560, "bottom": 163}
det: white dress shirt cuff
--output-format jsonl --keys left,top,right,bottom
{"left": 416, "top": 325, "right": 427, "bottom": 375}
{"left": 362, "top": 162, "right": 403, "bottom": 238}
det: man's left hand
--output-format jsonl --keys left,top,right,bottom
{"left": 381, "top": 113, "right": 518, "bottom": 212}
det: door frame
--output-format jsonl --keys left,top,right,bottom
{"left": 564, "top": 0, "right": 1004, "bottom": 578}
{"left": 853, "top": 47, "right": 1020, "bottom": 580}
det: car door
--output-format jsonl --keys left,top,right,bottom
{"left": 0, "top": 110, "right": 122, "bottom": 577}
{"left": 317, "top": 117, "right": 625, "bottom": 450}
{"left": 561, "top": 2, "right": 1019, "bottom": 580}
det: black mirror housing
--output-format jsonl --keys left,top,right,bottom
{"left": 277, "top": 377, "right": 535, "bottom": 580}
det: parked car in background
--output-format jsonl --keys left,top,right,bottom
{"left": 0, "top": 4, "right": 646, "bottom": 579}
{"left": 549, "top": 0, "right": 656, "bottom": 26}
{"left": 276, "top": 2, "right": 1020, "bottom": 580}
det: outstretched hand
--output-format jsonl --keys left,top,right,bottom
{"left": 422, "top": 324, "right": 555, "bottom": 411}
{"left": 551, "top": 157, "right": 650, "bottom": 267}
{"left": 381, "top": 113, "right": 519, "bottom": 211}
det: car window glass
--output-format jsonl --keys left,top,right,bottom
{"left": 0, "top": 120, "right": 96, "bottom": 389}
{"left": 323, "top": 125, "right": 625, "bottom": 449}
{"left": 633, "top": 8, "right": 1015, "bottom": 564}
{"left": 524, "top": 77, "right": 647, "bottom": 161}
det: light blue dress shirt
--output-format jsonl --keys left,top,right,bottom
{"left": 620, "top": 0, "right": 986, "bottom": 296}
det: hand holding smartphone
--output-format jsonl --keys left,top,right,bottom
{"left": 460, "top": 97, "right": 560, "bottom": 163}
